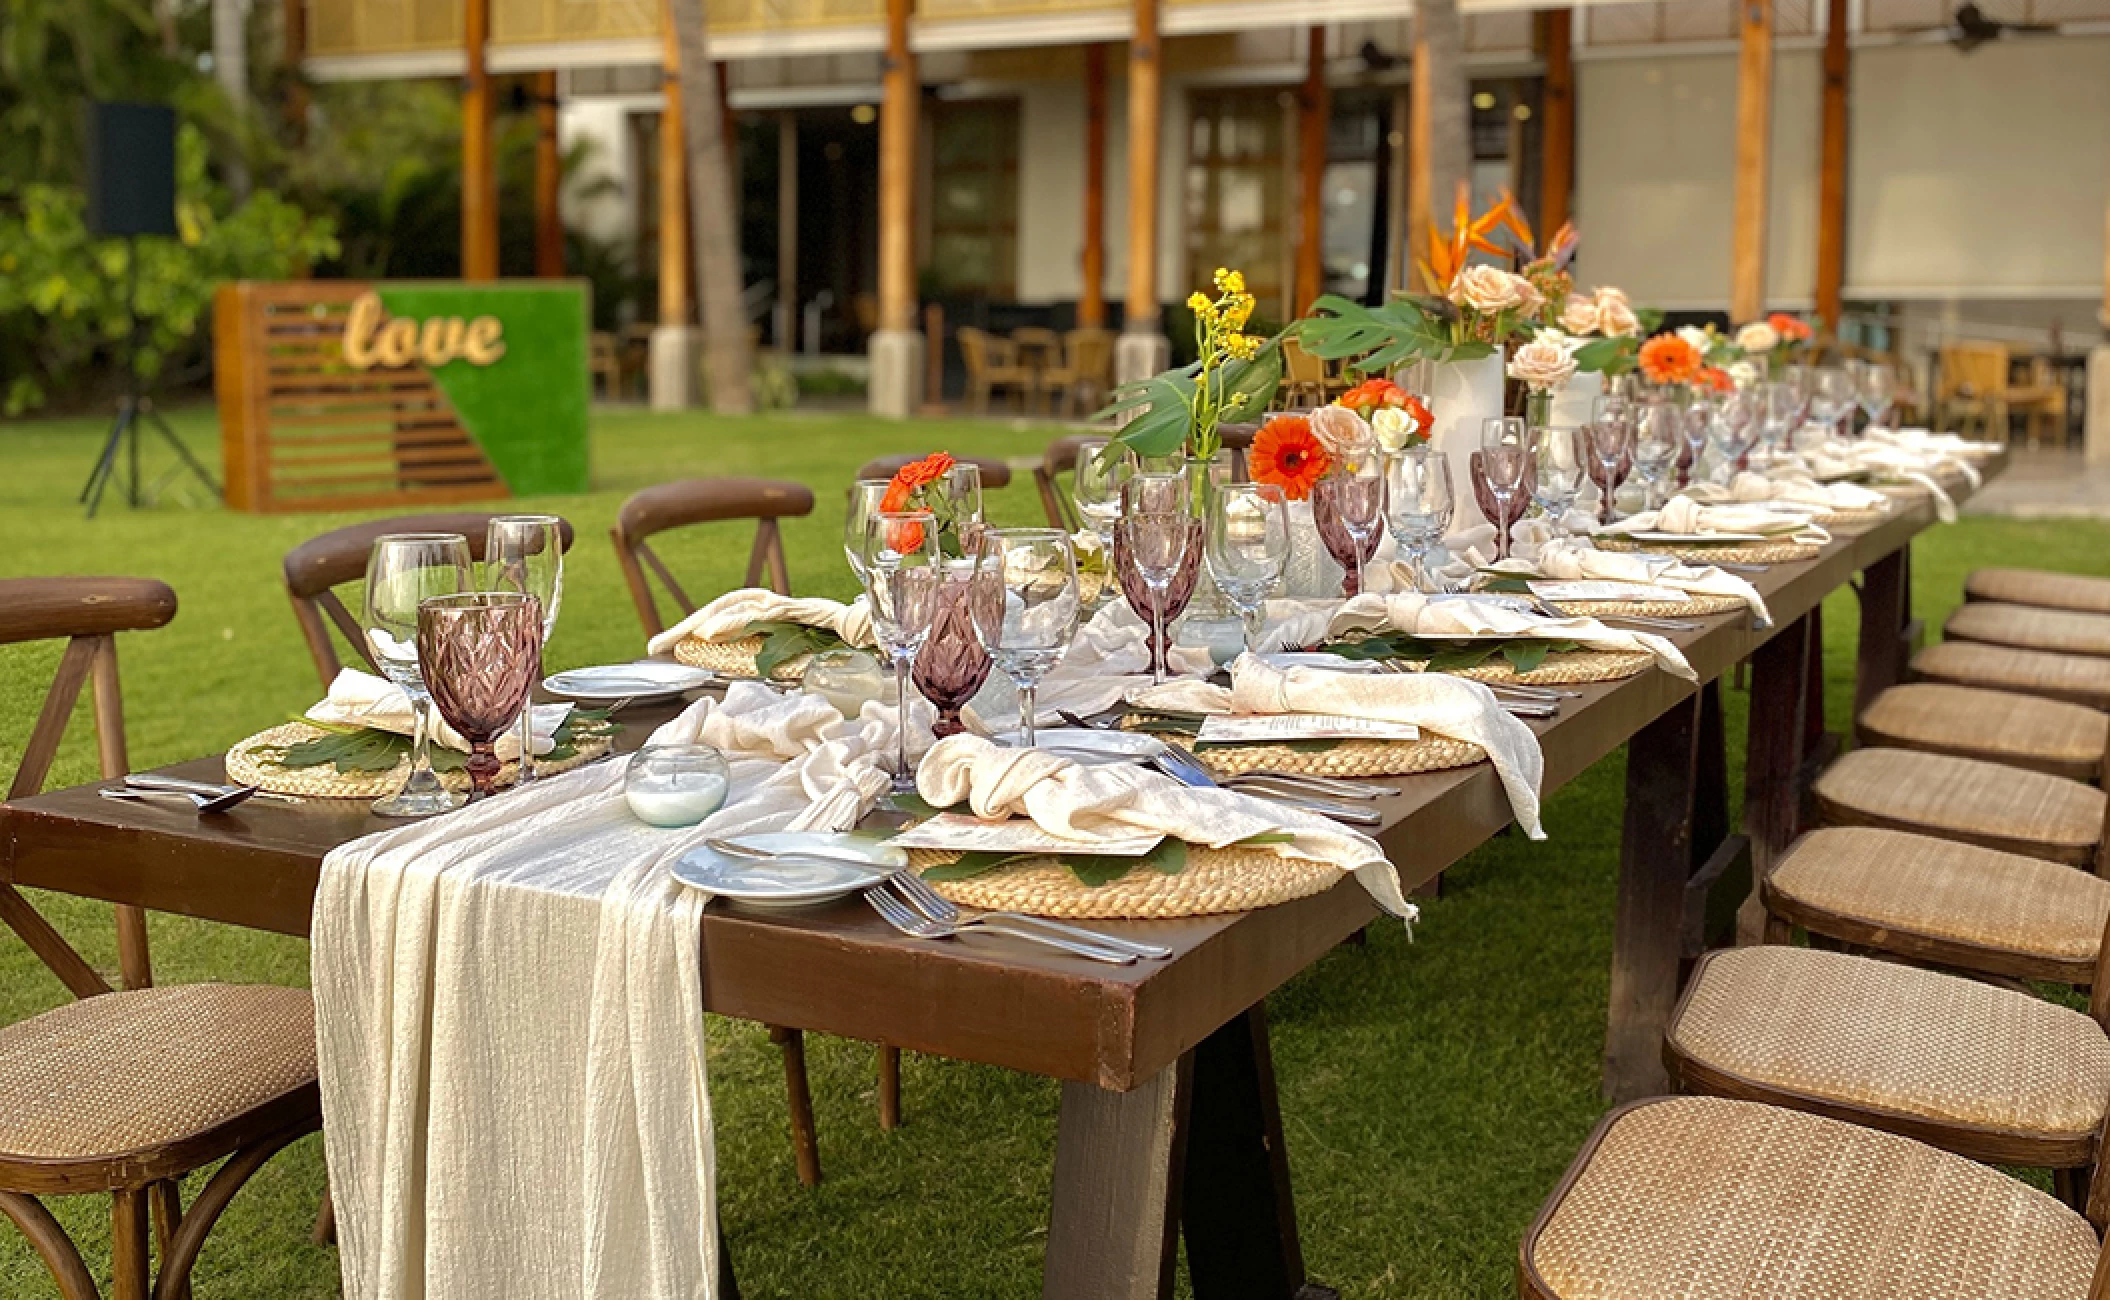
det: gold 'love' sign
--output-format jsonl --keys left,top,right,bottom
{"left": 340, "top": 291, "right": 507, "bottom": 369}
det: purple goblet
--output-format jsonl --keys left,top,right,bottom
{"left": 1113, "top": 514, "right": 1202, "bottom": 683}
{"left": 1313, "top": 474, "right": 1387, "bottom": 597}
{"left": 418, "top": 592, "right": 542, "bottom": 800}
{"left": 912, "top": 567, "right": 999, "bottom": 738}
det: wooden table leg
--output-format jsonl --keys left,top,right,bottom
{"left": 1739, "top": 613, "right": 1815, "bottom": 943}
{"left": 1853, "top": 548, "right": 1909, "bottom": 734}
{"left": 1043, "top": 1006, "right": 1330, "bottom": 1300}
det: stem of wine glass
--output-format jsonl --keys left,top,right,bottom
{"left": 407, "top": 692, "right": 441, "bottom": 793}
{"left": 1240, "top": 600, "right": 1264, "bottom": 654}
{"left": 514, "top": 705, "right": 535, "bottom": 785}
{"left": 468, "top": 742, "right": 501, "bottom": 801}
{"left": 1019, "top": 681, "right": 1037, "bottom": 748}
{"left": 1148, "top": 584, "right": 1167, "bottom": 687}
{"left": 892, "top": 654, "right": 914, "bottom": 790}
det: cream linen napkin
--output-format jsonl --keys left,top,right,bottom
{"left": 1129, "top": 654, "right": 1546, "bottom": 837}
{"left": 306, "top": 668, "right": 571, "bottom": 760}
{"left": 915, "top": 731, "right": 1414, "bottom": 919}
{"left": 1684, "top": 470, "right": 1891, "bottom": 515}
{"left": 314, "top": 682, "right": 890, "bottom": 1300}
{"left": 1598, "top": 496, "right": 1830, "bottom": 545}
{"left": 1490, "top": 537, "right": 1772, "bottom": 626}
{"left": 1322, "top": 590, "right": 1697, "bottom": 681}
{"left": 645, "top": 588, "right": 876, "bottom": 657}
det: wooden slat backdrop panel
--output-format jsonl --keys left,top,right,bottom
{"left": 214, "top": 282, "right": 507, "bottom": 514}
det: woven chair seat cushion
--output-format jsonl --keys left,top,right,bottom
{"left": 1969, "top": 568, "right": 2110, "bottom": 617}
{"left": 1858, "top": 682, "right": 2107, "bottom": 780}
{"left": 0, "top": 984, "right": 316, "bottom": 1163}
{"left": 1527, "top": 1096, "right": 2100, "bottom": 1300}
{"left": 1948, "top": 603, "right": 2110, "bottom": 660}
{"left": 1669, "top": 946, "right": 2110, "bottom": 1138}
{"left": 1813, "top": 748, "right": 2104, "bottom": 862}
{"left": 1769, "top": 827, "right": 2110, "bottom": 968}
{"left": 1913, "top": 640, "right": 2110, "bottom": 711}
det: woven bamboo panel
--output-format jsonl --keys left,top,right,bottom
{"left": 492, "top": 0, "right": 659, "bottom": 44}
{"left": 213, "top": 282, "right": 504, "bottom": 515}
{"left": 707, "top": 0, "right": 886, "bottom": 33}
{"left": 308, "top": 0, "right": 462, "bottom": 57}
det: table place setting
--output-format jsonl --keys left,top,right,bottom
{"left": 648, "top": 586, "right": 877, "bottom": 682}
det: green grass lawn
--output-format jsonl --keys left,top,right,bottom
{"left": 0, "top": 406, "right": 2103, "bottom": 1298}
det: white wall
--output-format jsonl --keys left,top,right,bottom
{"left": 1572, "top": 49, "right": 1821, "bottom": 310}
{"left": 1573, "top": 35, "right": 2110, "bottom": 313}
{"left": 559, "top": 99, "right": 640, "bottom": 248}
{"left": 1846, "top": 36, "right": 2110, "bottom": 300}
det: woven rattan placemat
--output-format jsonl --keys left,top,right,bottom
{"left": 1129, "top": 725, "right": 1486, "bottom": 779}
{"left": 907, "top": 845, "right": 1338, "bottom": 918}
{"left": 673, "top": 635, "right": 813, "bottom": 682}
{"left": 227, "top": 721, "right": 608, "bottom": 799}
{"left": 1597, "top": 537, "right": 1821, "bottom": 566}
{"left": 1555, "top": 592, "right": 1747, "bottom": 620}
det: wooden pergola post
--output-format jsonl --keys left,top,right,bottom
{"left": 778, "top": 113, "right": 800, "bottom": 350}
{"left": 1814, "top": 0, "right": 1849, "bottom": 332}
{"left": 461, "top": 0, "right": 498, "bottom": 281}
{"left": 534, "top": 70, "right": 565, "bottom": 279}
{"left": 1386, "top": 87, "right": 1409, "bottom": 294}
{"left": 650, "top": 0, "right": 698, "bottom": 408}
{"left": 1115, "top": 0, "right": 1169, "bottom": 385}
{"left": 868, "top": 0, "right": 924, "bottom": 416}
{"left": 282, "top": 0, "right": 308, "bottom": 146}
{"left": 1539, "top": 10, "right": 1575, "bottom": 239}
{"left": 1080, "top": 43, "right": 1109, "bottom": 329}
{"left": 1730, "top": 0, "right": 1775, "bottom": 323}
{"left": 1293, "top": 28, "right": 1329, "bottom": 316}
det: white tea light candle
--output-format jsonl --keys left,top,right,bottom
{"left": 624, "top": 744, "right": 731, "bottom": 827}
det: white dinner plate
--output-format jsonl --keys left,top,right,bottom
{"left": 672, "top": 832, "right": 907, "bottom": 908}
{"left": 544, "top": 662, "right": 713, "bottom": 703}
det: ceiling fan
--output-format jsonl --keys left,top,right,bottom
{"left": 1901, "top": 2, "right": 2060, "bottom": 52}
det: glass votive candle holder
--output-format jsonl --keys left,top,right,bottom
{"left": 624, "top": 743, "right": 731, "bottom": 828}
{"left": 801, "top": 648, "right": 887, "bottom": 717}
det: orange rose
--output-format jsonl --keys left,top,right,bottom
{"left": 1336, "top": 377, "right": 1407, "bottom": 418}
{"left": 1638, "top": 334, "right": 1703, "bottom": 386}
{"left": 1767, "top": 312, "right": 1813, "bottom": 343}
{"left": 882, "top": 451, "right": 955, "bottom": 513}
{"left": 1249, "top": 416, "right": 1331, "bottom": 502}
{"left": 1695, "top": 365, "right": 1735, "bottom": 394}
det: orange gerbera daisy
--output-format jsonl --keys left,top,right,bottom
{"left": 1638, "top": 334, "right": 1703, "bottom": 386}
{"left": 1249, "top": 416, "right": 1331, "bottom": 502}
{"left": 1767, "top": 312, "right": 1813, "bottom": 343}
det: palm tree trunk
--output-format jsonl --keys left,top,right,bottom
{"left": 213, "top": 0, "right": 252, "bottom": 199}
{"left": 668, "top": 0, "right": 754, "bottom": 413}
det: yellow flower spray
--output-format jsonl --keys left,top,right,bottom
{"left": 1184, "top": 267, "right": 1262, "bottom": 464}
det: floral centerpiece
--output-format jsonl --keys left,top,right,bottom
{"left": 1507, "top": 330, "right": 1581, "bottom": 428}
{"left": 1337, "top": 376, "right": 1433, "bottom": 453}
{"left": 1732, "top": 312, "right": 1815, "bottom": 378}
{"left": 877, "top": 451, "right": 972, "bottom": 555}
{"left": 1098, "top": 267, "right": 1279, "bottom": 475}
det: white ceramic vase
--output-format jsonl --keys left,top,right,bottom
{"left": 1427, "top": 351, "right": 1507, "bottom": 530}
{"left": 1550, "top": 369, "right": 1603, "bottom": 428}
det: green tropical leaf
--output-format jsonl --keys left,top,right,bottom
{"left": 1502, "top": 641, "right": 1553, "bottom": 674}
{"left": 1065, "top": 837, "right": 1187, "bottom": 888}
{"left": 920, "top": 851, "right": 1037, "bottom": 882}
{"left": 1235, "top": 831, "right": 1297, "bottom": 846}
{"left": 745, "top": 620, "right": 847, "bottom": 679}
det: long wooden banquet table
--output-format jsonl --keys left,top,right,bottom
{"left": 0, "top": 458, "right": 1996, "bottom": 1300}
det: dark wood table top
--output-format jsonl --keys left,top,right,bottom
{"left": 0, "top": 466, "right": 1990, "bottom": 1092}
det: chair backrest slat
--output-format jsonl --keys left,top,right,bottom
{"left": 611, "top": 478, "right": 815, "bottom": 638}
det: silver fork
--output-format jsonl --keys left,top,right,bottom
{"left": 865, "top": 885, "right": 1138, "bottom": 964}
{"left": 889, "top": 872, "right": 1173, "bottom": 960}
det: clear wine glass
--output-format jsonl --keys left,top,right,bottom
{"left": 418, "top": 592, "right": 542, "bottom": 802}
{"left": 1630, "top": 400, "right": 1682, "bottom": 511}
{"left": 1312, "top": 461, "right": 1386, "bottom": 596}
{"left": 1757, "top": 381, "right": 1800, "bottom": 462}
{"left": 969, "top": 528, "right": 1080, "bottom": 748}
{"left": 1381, "top": 446, "right": 1455, "bottom": 593}
{"left": 845, "top": 479, "right": 892, "bottom": 580}
{"left": 485, "top": 514, "right": 564, "bottom": 785}
{"left": 1073, "top": 441, "right": 1137, "bottom": 544}
{"left": 1113, "top": 512, "right": 1198, "bottom": 686}
{"left": 1677, "top": 398, "right": 1713, "bottom": 488}
{"left": 946, "top": 461, "right": 986, "bottom": 553}
{"left": 1121, "top": 470, "right": 1190, "bottom": 518}
{"left": 1481, "top": 416, "right": 1526, "bottom": 451}
{"left": 1532, "top": 425, "right": 1588, "bottom": 522}
{"left": 1585, "top": 419, "right": 1633, "bottom": 526}
{"left": 1710, "top": 388, "right": 1759, "bottom": 478}
{"left": 364, "top": 533, "right": 472, "bottom": 817}
{"left": 861, "top": 510, "right": 941, "bottom": 793}
{"left": 1206, "top": 482, "right": 1289, "bottom": 654}
{"left": 1808, "top": 365, "right": 1856, "bottom": 441}
{"left": 1856, "top": 360, "right": 1896, "bottom": 431}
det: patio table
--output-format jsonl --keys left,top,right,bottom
{"left": 0, "top": 455, "right": 1997, "bottom": 1299}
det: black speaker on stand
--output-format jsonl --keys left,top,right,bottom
{"left": 78, "top": 101, "right": 222, "bottom": 518}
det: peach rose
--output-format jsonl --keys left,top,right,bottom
{"left": 1309, "top": 404, "right": 1375, "bottom": 460}
{"left": 1449, "top": 264, "right": 1536, "bottom": 315}
{"left": 1735, "top": 321, "right": 1780, "bottom": 353}
{"left": 1559, "top": 294, "right": 1600, "bottom": 335}
{"left": 1593, "top": 286, "right": 1640, "bottom": 338}
{"left": 1507, "top": 335, "right": 1579, "bottom": 394}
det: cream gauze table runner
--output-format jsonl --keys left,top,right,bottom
{"left": 313, "top": 683, "right": 891, "bottom": 1300}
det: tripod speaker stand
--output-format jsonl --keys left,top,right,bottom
{"left": 77, "top": 101, "right": 221, "bottom": 518}
{"left": 79, "top": 235, "right": 223, "bottom": 517}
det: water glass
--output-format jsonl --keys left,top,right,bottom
{"left": 485, "top": 514, "right": 564, "bottom": 784}
{"left": 1757, "top": 381, "right": 1800, "bottom": 460}
{"left": 969, "top": 529, "right": 1080, "bottom": 747}
{"left": 1808, "top": 366, "right": 1856, "bottom": 439}
{"left": 1854, "top": 360, "right": 1897, "bottom": 431}
{"left": 1312, "top": 463, "right": 1386, "bottom": 597}
{"left": 1113, "top": 513, "right": 1201, "bottom": 686}
{"left": 1585, "top": 420, "right": 1633, "bottom": 525}
{"left": 1710, "top": 389, "right": 1760, "bottom": 477}
{"left": 1481, "top": 416, "right": 1526, "bottom": 450}
{"left": 1122, "top": 470, "right": 1190, "bottom": 518}
{"left": 946, "top": 461, "right": 986, "bottom": 552}
{"left": 364, "top": 533, "right": 472, "bottom": 817}
{"left": 1073, "top": 441, "right": 1136, "bottom": 544}
{"left": 1381, "top": 447, "right": 1454, "bottom": 593}
{"left": 861, "top": 510, "right": 941, "bottom": 792}
{"left": 1630, "top": 400, "right": 1682, "bottom": 511}
{"left": 1205, "top": 482, "right": 1289, "bottom": 654}
{"left": 1532, "top": 426, "right": 1588, "bottom": 522}
{"left": 418, "top": 592, "right": 542, "bottom": 802}
{"left": 845, "top": 479, "right": 892, "bottom": 579}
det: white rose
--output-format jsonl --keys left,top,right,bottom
{"left": 1372, "top": 406, "right": 1418, "bottom": 453}
{"left": 1728, "top": 359, "right": 1760, "bottom": 390}
{"left": 1507, "top": 336, "right": 1579, "bottom": 394}
{"left": 1676, "top": 325, "right": 1711, "bottom": 352}
{"left": 1593, "top": 286, "right": 1640, "bottom": 338}
{"left": 1449, "top": 264, "right": 1534, "bottom": 314}
{"left": 1558, "top": 294, "right": 1600, "bottom": 335}
{"left": 1735, "top": 321, "right": 1780, "bottom": 353}
{"left": 1310, "top": 404, "right": 1375, "bottom": 460}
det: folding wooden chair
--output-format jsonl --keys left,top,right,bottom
{"left": 282, "top": 511, "right": 578, "bottom": 690}
{"left": 610, "top": 478, "right": 814, "bottom": 637}
{"left": 0, "top": 577, "right": 322, "bottom": 1300}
